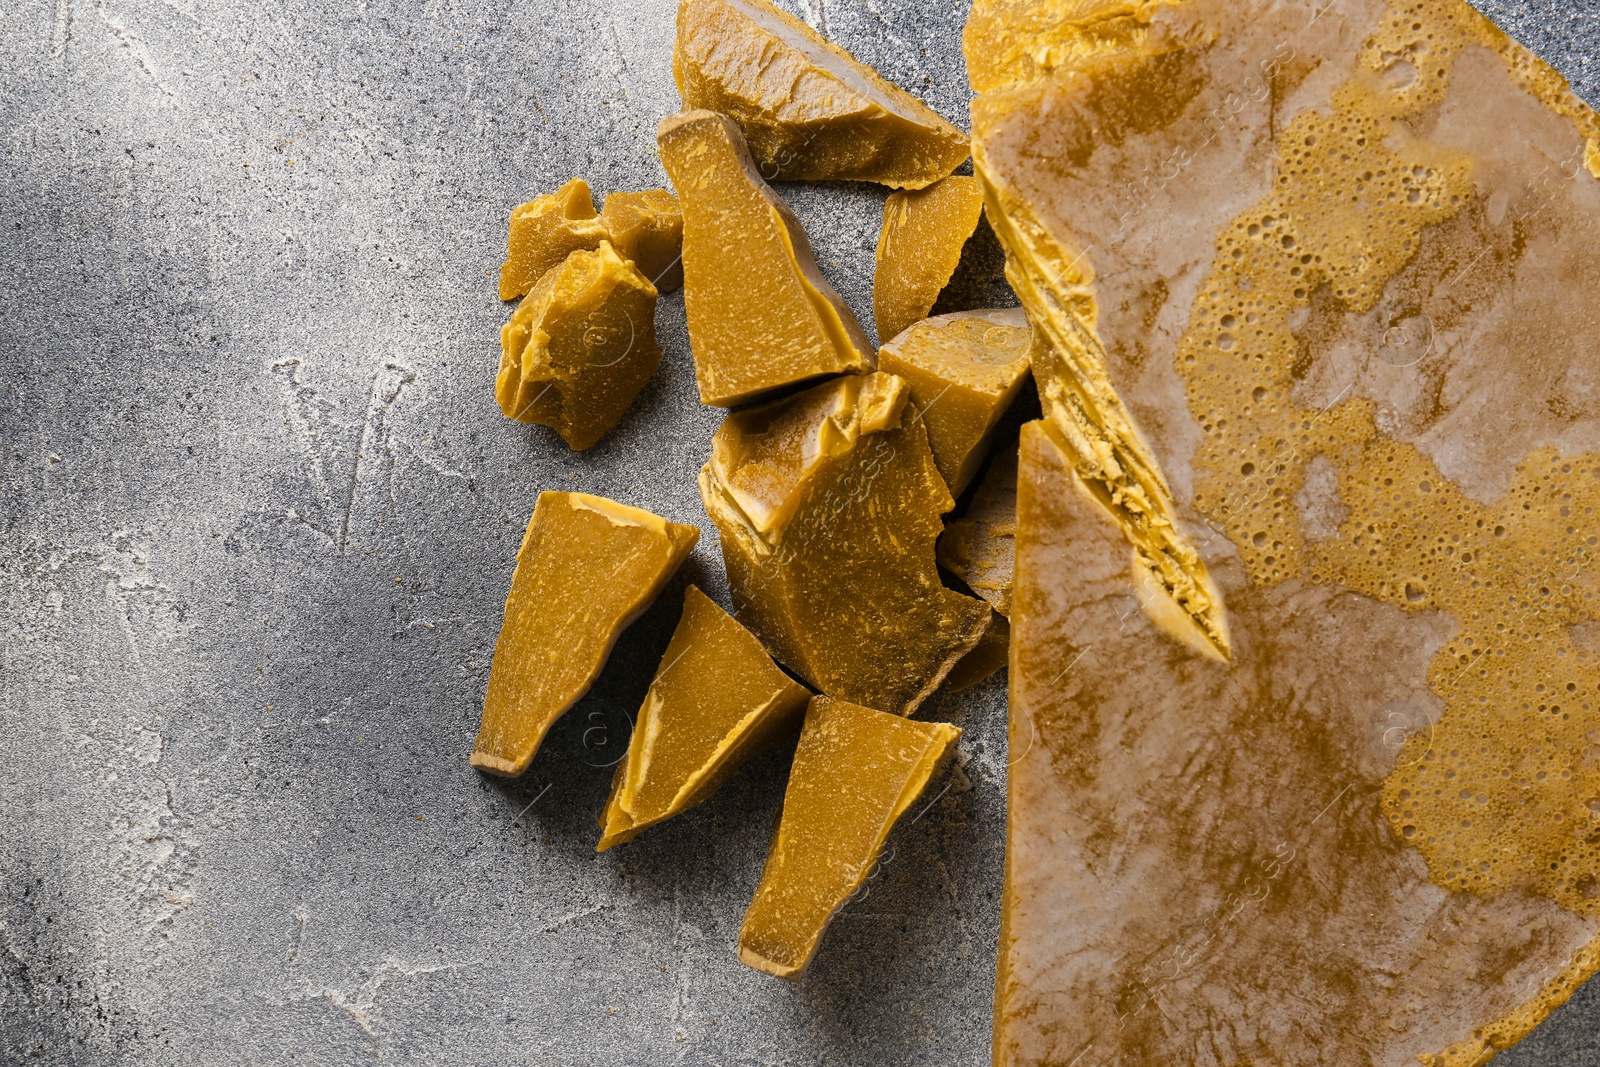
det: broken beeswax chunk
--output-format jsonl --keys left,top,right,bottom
{"left": 495, "top": 241, "right": 662, "bottom": 451}
{"left": 597, "top": 585, "right": 811, "bottom": 851}
{"left": 674, "top": 0, "right": 969, "bottom": 189}
{"left": 877, "top": 309, "right": 1031, "bottom": 496}
{"left": 937, "top": 439, "right": 1017, "bottom": 617}
{"left": 658, "top": 110, "right": 873, "bottom": 406}
{"left": 499, "top": 178, "right": 604, "bottom": 301}
{"left": 975, "top": 0, "right": 1600, "bottom": 1061}
{"left": 596, "top": 189, "right": 685, "bottom": 293}
{"left": 873, "top": 175, "right": 987, "bottom": 345}
{"left": 699, "top": 371, "right": 991, "bottom": 714}
{"left": 499, "top": 180, "right": 684, "bottom": 300}
{"left": 738, "top": 696, "right": 960, "bottom": 978}
{"left": 471, "top": 493, "right": 699, "bottom": 778}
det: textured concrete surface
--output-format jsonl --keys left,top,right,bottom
{"left": 1, "top": 1, "right": 1597, "bottom": 1064}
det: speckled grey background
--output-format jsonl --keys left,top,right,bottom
{"left": 3, "top": 1, "right": 1598, "bottom": 1064}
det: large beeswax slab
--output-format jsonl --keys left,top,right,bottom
{"left": 975, "top": 0, "right": 1600, "bottom": 1062}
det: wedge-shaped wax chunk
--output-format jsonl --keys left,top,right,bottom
{"left": 874, "top": 176, "right": 987, "bottom": 344}
{"left": 877, "top": 309, "right": 1031, "bottom": 496}
{"left": 658, "top": 110, "right": 874, "bottom": 406}
{"left": 495, "top": 241, "right": 662, "bottom": 451}
{"left": 738, "top": 696, "right": 960, "bottom": 978}
{"left": 471, "top": 493, "right": 699, "bottom": 778}
{"left": 937, "top": 440, "right": 1017, "bottom": 617}
{"left": 597, "top": 585, "right": 810, "bottom": 851}
{"left": 499, "top": 178, "right": 683, "bottom": 301}
{"left": 974, "top": 0, "right": 1600, "bottom": 1060}
{"left": 674, "top": 0, "right": 969, "bottom": 189}
{"left": 700, "top": 371, "right": 991, "bottom": 714}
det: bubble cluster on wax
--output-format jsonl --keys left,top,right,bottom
{"left": 1173, "top": 0, "right": 1600, "bottom": 916}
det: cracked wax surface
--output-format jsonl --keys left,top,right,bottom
{"left": 1, "top": 0, "right": 1597, "bottom": 1063}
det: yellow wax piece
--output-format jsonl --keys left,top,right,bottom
{"left": 942, "top": 613, "right": 1009, "bottom": 692}
{"left": 598, "top": 585, "right": 810, "bottom": 851}
{"left": 937, "top": 440, "right": 1017, "bottom": 617}
{"left": 499, "top": 178, "right": 683, "bottom": 300}
{"left": 471, "top": 493, "right": 699, "bottom": 778}
{"left": 495, "top": 241, "right": 661, "bottom": 451}
{"left": 674, "top": 0, "right": 969, "bottom": 188}
{"left": 975, "top": 0, "right": 1600, "bottom": 1061}
{"left": 700, "top": 372, "right": 991, "bottom": 715}
{"left": 738, "top": 696, "right": 960, "bottom": 978}
{"left": 877, "top": 309, "right": 1032, "bottom": 496}
{"left": 599, "top": 189, "right": 685, "bottom": 293}
{"left": 657, "top": 109, "right": 874, "bottom": 407}
{"left": 873, "top": 175, "right": 987, "bottom": 345}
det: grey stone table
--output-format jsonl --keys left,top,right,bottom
{"left": 3, "top": 1, "right": 1598, "bottom": 1063}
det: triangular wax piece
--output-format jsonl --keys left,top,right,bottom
{"left": 658, "top": 109, "right": 873, "bottom": 406}
{"left": 597, "top": 585, "right": 810, "bottom": 850}
{"left": 738, "top": 696, "right": 960, "bottom": 978}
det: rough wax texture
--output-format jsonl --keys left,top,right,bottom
{"left": 976, "top": 0, "right": 1600, "bottom": 1063}
{"left": 593, "top": 189, "right": 686, "bottom": 294}
{"left": 674, "top": 0, "right": 970, "bottom": 188}
{"left": 499, "top": 179, "right": 684, "bottom": 301}
{"left": 495, "top": 241, "right": 662, "bottom": 451}
{"left": 657, "top": 109, "right": 874, "bottom": 406}
{"left": 738, "top": 696, "right": 960, "bottom": 978}
{"left": 598, "top": 585, "right": 811, "bottom": 851}
{"left": 877, "top": 308, "right": 1032, "bottom": 496}
{"left": 874, "top": 176, "right": 989, "bottom": 345}
{"left": 472, "top": 493, "right": 698, "bottom": 777}
{"left": 699, "top": 372, "right": 992, "bottom": 716}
